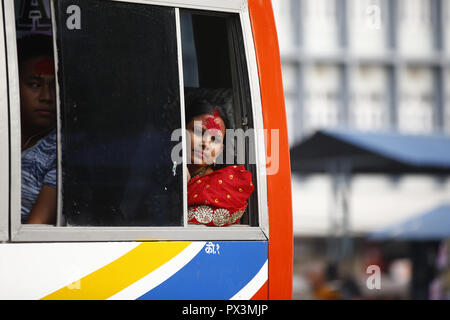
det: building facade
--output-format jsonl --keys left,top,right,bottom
{"left": 274, "top": 0, "right": 450, "bottom": 143}
{"left": 273, "top": 0, "right": 450, "bottom": 236}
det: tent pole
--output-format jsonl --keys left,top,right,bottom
{"left": 327, "top": 159, "right": 353, "bottom": 277}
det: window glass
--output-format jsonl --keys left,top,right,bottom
{"left": 0, "top": 0, "right": 9, "bottom": 240}
{"left": 54, "top": 0, "right": 182, "bottom": 226}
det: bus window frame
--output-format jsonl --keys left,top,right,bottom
{"left": 6, "top": 0, "right": 269, "bottom": 242}
{"left": 0, "top": 1, "right": 10, "bottom": 242}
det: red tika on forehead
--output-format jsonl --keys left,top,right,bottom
{"left": 33, "top": 57, "right": 54, "bottom": 76}
{"left": 203, "top": 108, "right": 222, "bottom": 131}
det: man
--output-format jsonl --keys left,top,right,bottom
{"left": 18, "top": 34, "right": 57, "bottom": 224}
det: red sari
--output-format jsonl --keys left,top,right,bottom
{"left": 188, "top": 165, "right": 255, "bottom": 226}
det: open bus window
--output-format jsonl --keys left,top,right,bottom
{"left": 15, "top": 0, "right": 57, "bottom": 225}
{"left": 54, "top": 0, "right": 182, "bottom": 226}
{"left": 180, "top": 11, "right": 259, "bottom": 227}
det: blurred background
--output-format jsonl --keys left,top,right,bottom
{"left": 272, "top": 0, "right": 450, "bottom": 300}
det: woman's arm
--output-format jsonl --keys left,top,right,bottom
{"left": 26, "top": 184, "right": 57, "bottom": 224}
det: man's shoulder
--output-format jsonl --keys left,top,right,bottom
{"left": 40, "top": 128, "right": 57, "bottom": 149}
{"left": 35, "top": 128, "right": 57, "bottom": 162}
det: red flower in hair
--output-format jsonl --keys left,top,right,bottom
{"left": 202, "top": 108, "right": 222, "bottom": 131}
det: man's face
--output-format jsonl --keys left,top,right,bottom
{"left": 19, "top": 56, "right": 56, "bottom": 131}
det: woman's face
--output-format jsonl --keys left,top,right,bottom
{"left": 187, "top": 113, "right": 226, "bottom": 167}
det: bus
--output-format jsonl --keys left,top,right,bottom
{"left": 0, "top": 0, "right": 292, "bottom": 300}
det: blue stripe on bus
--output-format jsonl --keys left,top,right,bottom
{"left": 137, "top": 241, "right": 267, "bottom": 300}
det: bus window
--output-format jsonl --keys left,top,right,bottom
{"left": 180, "top": 11, "right": 259, "bottom": 226}
{"left": 54, "top": 0, "right": 182, "bottom": 226}
{"left": 9, "top": 0, "right": 264, "bottom": 237}
{"left": 0, "top": 1, "right": 9, "bottom": 241}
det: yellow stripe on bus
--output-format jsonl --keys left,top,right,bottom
{"left": 42, "top": 241, "right": 191, "bottom": 300}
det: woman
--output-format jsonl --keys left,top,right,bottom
{"left": 186, "top": 100, "right": 254, "bottom": 226}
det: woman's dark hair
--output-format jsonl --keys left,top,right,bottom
{"left": 17, "top": 34, "right": 54, "bottom": 70}
{"left": 185, "top": 99, "right": 229, "bottom": 129}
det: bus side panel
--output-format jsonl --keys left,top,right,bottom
{"left": 248, "top": 0, "right": 294, "bottom": 300}
{"left": 0, "top": 241, "right": 267, "bottom": 300}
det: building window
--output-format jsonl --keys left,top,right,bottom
{"left": 301, "top": 0, "right": 339, "bottom": 54}
{"left": 398, "top": 0, "right": 433, "bottom": 56}
{"left": 349, "top": 65, "right": 388, "bottom": 131}
{"left": 272, "top": 0, "right": 296, "bottom": 50}
{"left": 398, "top": 67, "right": 434, "bottom": 134}
{"left": 302, "top": 64, "right": 340, "bottom": 135}
{"left": 445, "top": 68, "right": 450, "bottom": 134}
{"left": 9, "top": 0, "right": 263, "bottom": 240}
